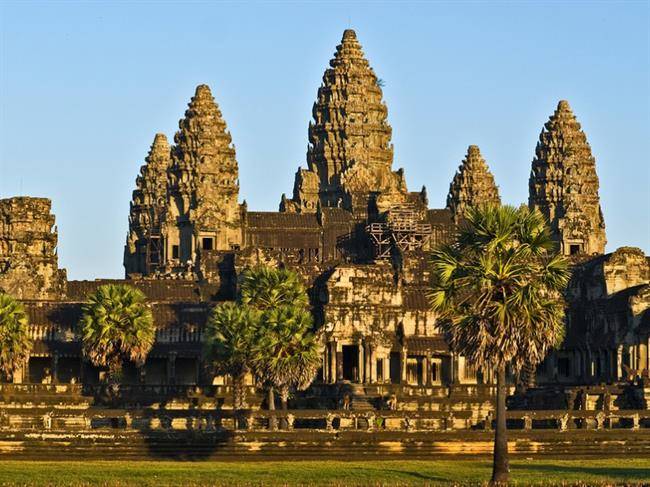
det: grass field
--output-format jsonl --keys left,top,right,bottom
{"left": 0, "top": 459, "right": 648, "bottom": 486}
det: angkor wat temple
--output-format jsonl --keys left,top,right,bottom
{"left": 0, "top": 30, "right": 648, "bottom": 448}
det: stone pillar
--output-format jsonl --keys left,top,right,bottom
{"left": 425, "top": 353, "right": 432, "bottom": 386}
{"left": 167, "top": 352, "right": 177, "bottom": 385}
{"left": 616, "top": 346, "right": 623, "bottom": 380}
{"left": 12, "top": 360, "right": 25, "bottom": 384}
{"left": 400, "top": 348, "right": 407, "bottom": 384}
{"left": 51, "top": 353, "right": 59, "bottom": 384}
{"left": 357, "top": 341, "right": 364, "bottom": 383}
{"left": 369, "top": 347, "right": 377, "bottom": 383}
{"left": 329, "top": 342, "right": 336, "bottom": 384}
{"left": 639, "top": 341, "right": 648, "bottom": 376}
{"left": 322, "top": 345, "right": 328, "bottom": 383}
{"left": 382, "top": 356, "right": 390, "bottom": 384}
{"left": 336, "top": 343, "right": 343, "bottom": 382}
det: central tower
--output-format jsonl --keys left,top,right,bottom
{"left": 281, "top": 29, "right": 407, "bottom": 217}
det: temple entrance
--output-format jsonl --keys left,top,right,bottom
{"left": 389, "top": 352, "right": 401, "bottom": 384}
{"left": 56, "top": 358, "right": 80, "bottom": 383}
{"left": 29, "top": 357, "right": 51, "bottom": 383}
{"left": 342, "top": 345, "right": 358, "bottom": 381}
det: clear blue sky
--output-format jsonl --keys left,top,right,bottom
{"left": 1, "top": 1, "right": 648, "bottom": 280}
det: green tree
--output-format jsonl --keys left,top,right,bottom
{"left": 79, "top": 284, "right": 155, "bottom": 382}
{"left": 204, "top": 302, "right": 260, "bottom": 410}
{"left": 0, "top": 293, "right": 32, "bottom": 381}
{"left": 240, "top": 266, "right": 319, "bottom": 410}
{"left": 253, "top": 305, "right": 321, "bottom": 410}
{"left": 428, "top": 204, "right": 570, "bottom": 483}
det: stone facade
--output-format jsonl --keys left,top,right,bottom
{"left": 0, "top": 30, "right": 648, "bottom": 412}
{"left": 0, "top": 197, "right": 66, "bottom": 300}
{"left": 529, "top": 100, "right": 607, "bottom": 256}
{"left": 446, "top": 145, "right": 500, "bottom": 223}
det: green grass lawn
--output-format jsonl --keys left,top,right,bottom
{"left": 0, "top": 459, "right": 648, "bottom": 486}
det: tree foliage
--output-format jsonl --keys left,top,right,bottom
{"left": 429, "top": 204, "right": 570, "bottom": 374}
{"left": 79, "top": 284, "right": 155, "bottom": 378}
{"left": 0, "top": 293, "right": 32, "bottom": 380}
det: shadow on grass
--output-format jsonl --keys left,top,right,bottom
{"left": 512, "top": 463, "right": 650, "bottom": 481}
{"left": 380, "top": 469, "right": 447, "bottom": 482}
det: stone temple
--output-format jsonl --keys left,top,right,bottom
{"left": 0, "top": 29, "right": 648, "bottom": 456}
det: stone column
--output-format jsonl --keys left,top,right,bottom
{"left": 370, "top": 346, "right": 376, "bottom": 383}
{"left": 382, "top": 356, "right": 390, "bottom": 384}
{"left": 425, "top": 353, "right": 432, "bottom": 386}
{"left": 400, "top": 348, "right": 407, "bottom": 384}
{"left": 329, "top": 342, "right": 337, "bottom": 384}
{"left": 336, "top": 343, "right": 343, "bottom": 382}
{"left": 167, "top": 352, "right": 177, "bottom": 385}
{"left": 357, "top": 341, "right": 364, "bottom": 383}
{"left": 51, "top": 353, "right": 59, "bottom": 384}
{"left": 616, "top": 346, "right": 623, "bottom": 380}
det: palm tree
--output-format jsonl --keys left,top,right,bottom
{"left": 253, "top": 305, "right": 321, "bottom": 410}
{"left": 0, "top": 293, "right": 32, "bottom": 382}
{"left": 204, "top": 302, "right": 260, "bottom": 410}
{"left": 428, "top": 204, "right": 569, "bottom": 483}
{"left": 240, "top": 266, "right": 318, "bottom": 410}
{"left": 79, "top": 284, "right": 155, "bottom": 383}
{"left": 239, "top": 266, "right": 309, "bottom": 311}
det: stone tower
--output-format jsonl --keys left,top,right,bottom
{"left": 529, "top": 100, "right": 606, "bottom": 256}
{"left": 164, "top": 84, "right": 242, "bottom": 268}
{"left": 0, "top": 197, "right": 67, "bottom": 300}
{"left": 124, "top": 133, "right": 171, "bottom": 276}
{"left": 446, "top": 145, "right": 500, "bottom": 222}
{"left": 281, "top": 29, "right": 407, "bottom": 216}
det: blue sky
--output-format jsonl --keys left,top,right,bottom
{"left": 1, "top": 1, "right": 648, "bottom": 280}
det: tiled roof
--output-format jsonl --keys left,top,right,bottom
{"left": 405, "top": 336, "right": 449, "bottom": 353}
{"left": 402, "top": 287, "right": 430, "bottom": 310}
{"left": 321, "top": 208, "right": 354, "bottom": 224}
{"left": 247, "top": 211, "right": 321, "bottom": 229}
{"left": 426, "top": 209, "right": 454, "bottom": 226}
{"left": 66, "top": 280, "right": 203, "bottom": 302}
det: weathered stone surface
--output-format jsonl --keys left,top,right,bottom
{"left": 281, "top": 29, "right": 407, "bottom": 216}
{"left": 0, "top": 197, "right": 67, "bottom": 300}
{"left": 529, "top": 100, "right": 606, "bottom": 256}
{"left": 124, "top": 133, "right": 172, "bottom": 275}
{"left": 446, "top": 145, "right": 500, "bottom": 223}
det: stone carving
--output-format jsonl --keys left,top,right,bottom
{"left": 0, "top": 197, "right": 67, "bottom": 300}
{"left": 281, "top": 29, "right": 407, "bottom": 215}
{"left": 124, "top": 134, "right": 172, "bottom": 275}
{"left": 528, "top": 100, "right": 606, "bottom": 256}
{"left": 446, "top": 145, "right": 500, "bottom": 223}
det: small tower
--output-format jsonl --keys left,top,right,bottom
{"left": 0, "top": 197, "right": 67, "bottom": 299}
{"left": 165, "top": 84, "right": 243, "bottom": 266}
{"left": 124, "top": 133, "right": 171, "bottom": 276}
{"left": 529, "top": 100, "right": 606, "bottom": 256}
{"left": 446, "top": 145, "right": 500, "bottom": 222}
{"left": 281, "top": 29, "right": 407, "bottom": 216}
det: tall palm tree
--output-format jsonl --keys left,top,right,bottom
{"left": 253, "top": 305, "right": 321, "bottom": 410}
{"left": 0, "top": 293, "right": 32, "bottom": 381}
{"left": 428, "top": 204, "right": 569, "bottom": 483}
{"left": 79, "top": 284, "right": 155, "bottom": 382}
{"left": 204, "top": 302, "right": 260, "bottom": 410}
{"left": 240, "top": 266, "right": 317, "bottom": 410}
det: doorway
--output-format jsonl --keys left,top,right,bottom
{"left": 342, "top": 345, "right": 358, "bottom": 381}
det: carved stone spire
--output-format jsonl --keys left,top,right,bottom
{"left": 166, "top": 84, "right": 242, "bottom": 263}
{"left": 529, "top": 100, "right": 606, "bottom": 256}
{"left": 124, "top": 133, "right": 171, "bottom": 276}
{"left": 446, "top": 145, "right": 500, "bottom": 222}
{"left": 281, "top": 29, "right": 406, "bottom": 215}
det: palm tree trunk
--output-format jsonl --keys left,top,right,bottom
{"left": 280, "top": 385, "right": 289, "bottom": 411}
{"left": 267, "top": 387, "right": 277, "bottom": 430}
{"left": 491, "top": 365, "right": 509, "bottom": 483}
{"left": 233, "top": 372, "right": 246, "bottom": 410}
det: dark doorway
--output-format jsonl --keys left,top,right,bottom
{"left": 342, "top": 345, "right": 358, "bottom": 381}
{"left": 57, "top": 358, "right": 81, "bottom": 383}
{"left": 389, "top": 352, "right": 401, "bottom": 384}
{"left": 29, "top": 357, "right": 52, "bottom": 383}
{"left": 176, "top": 358, "right": 198, "bottom": 385}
